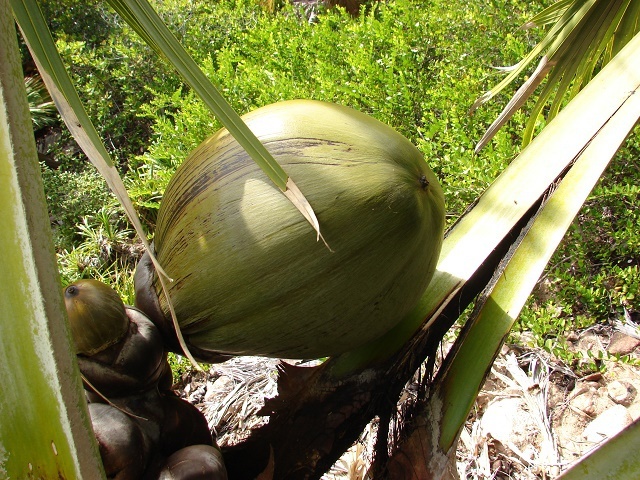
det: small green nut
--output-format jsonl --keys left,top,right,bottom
{"left": 64, "top": 279, "right": 129, "bottom": 356}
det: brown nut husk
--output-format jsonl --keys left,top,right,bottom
{"left": 88, "top": 402, "right": 150, "bottom": 480}
{"left": 78, "top": 306, "right": 168, "bottom": 397}
{"left": 156, "top": 444, "right": 228, "bottom": 480}
{"left": 64, "top": 279, "right": 129, "bottom": 356}
{"left": 88, "top": 388, "right": 165, "bottom": 452}
{"left": 158, "top": 394, "right": 213, "bottom": 457}
{"left": 136, "top": 100, "right": 445, "bottom": 360}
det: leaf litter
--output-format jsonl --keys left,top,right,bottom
{"left": 172, "top": 316, "right": 640, "bottom": 479}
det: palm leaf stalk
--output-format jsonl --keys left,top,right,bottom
{"left": 433, "top": 30, "right": 640, "bottom": 460}
{"left": 230, "top": 31, "right": 640, "bottom": 478}
{"left": 436, "top": 29, "right": 640, "bottom": 448}
{"left": 0, "top": 0, "right": 104, "bottom": 475}
{"left": 474, "top": 0, "right": 640, "bottom": 151}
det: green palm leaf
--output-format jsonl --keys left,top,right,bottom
{"left": 475, "top": 0, "right": 640, "bottom": 151}
{"left": 0, "top": 0, "right": 104, "bottom": 474}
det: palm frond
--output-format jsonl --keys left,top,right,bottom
{"left": 522, "top": 0, "right": 573, "bottom": 29}
{"left": 24, "top": 74, "right": 57, "bottom": 130}
{"left": 475, "top": 0, "right": 640, "bottom": 151}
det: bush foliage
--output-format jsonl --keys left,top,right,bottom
{"left": 36, "top": 0, "right": 639, "bottom": 360}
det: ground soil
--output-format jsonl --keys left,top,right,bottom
{"left": 174, "top": 321, "right": 640, "bottom": 479}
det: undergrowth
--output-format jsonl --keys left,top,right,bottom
{"left": 34, "top": 0, "right": 639, "bottom": 368}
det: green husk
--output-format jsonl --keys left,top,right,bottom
{"left": 140, "top": 100, "right": 445, "bottom": 360}
{"left": 64, "top": 279, "right": 129, "bottom": 356}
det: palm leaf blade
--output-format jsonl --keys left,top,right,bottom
{"left": 476, "top": 0, "right": 640, "bottom": 150}
{"left": 105, "top": 0, "right": 324, "bottom": 241}
{"left": 0, "top": 2, "right": 104, "bottom": 475}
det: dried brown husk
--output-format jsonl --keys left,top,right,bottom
{"left": 79, "top": 306, "right": 168, "bottom": 397}
{"left": 156, "top": 444, "right": 228, "bottom": 480}
{"left": 137, "top": 100, "right": 445, "bottom": 360}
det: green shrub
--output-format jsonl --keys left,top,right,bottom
{"left": 139, "top": 0, "right": 547, "bottom": 219}
{"left": 37, "top": 0, "right": 637, "bottom": 358}
{"left": 41, "top": 167, "right": 113, "bottom": 248}
{"left": 39, "top": 0, "right": 117, "bottom": 47}
{"left": 56, "top": 205, "right": 139, "bottom": 305}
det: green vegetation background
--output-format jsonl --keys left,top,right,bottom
{"left": 34, "top": 0, "right": 639, "bottom": 368}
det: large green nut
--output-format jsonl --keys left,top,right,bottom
{"left": 135, "top": 100, "right": 445, "bottom": 360}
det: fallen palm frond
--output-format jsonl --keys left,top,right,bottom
{"left": 613, "top": 308, "right": 640, "bottom": 340}
{"left": 199, "top": 357, "right": 280, "bottom": 446}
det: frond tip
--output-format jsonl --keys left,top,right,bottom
{"left": 474, "top": 0, "right": 640, "bottom": 152}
